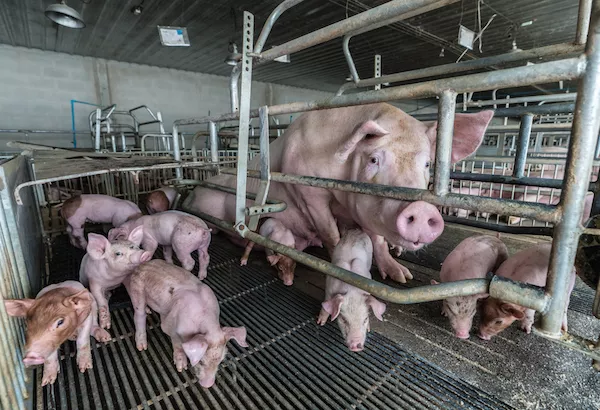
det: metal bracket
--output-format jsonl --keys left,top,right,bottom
{"left": 374, "top": 54, "right": 382, "bottom": 91}
{"left": 246, "top": 106, "right": 272, "bottom": 233}
{"left": 235, "top": 11, "right": 255, "bottom": 227}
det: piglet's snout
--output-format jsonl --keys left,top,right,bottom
{"left": 23, "top": 352, "right": 45, "bottom": 366}
{"left": 396, "top": 201, "right": 444, "bottom": 246}
{"left": 131, "top": 251, "right": 152, "bottom": 264}
{"left": 348, "top": 340, "right": 364, "bottom": 352}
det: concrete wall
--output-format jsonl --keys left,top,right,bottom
{"left": 0, "top": 44, "right": 433, "bottom": 153}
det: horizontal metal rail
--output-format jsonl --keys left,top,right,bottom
{"left": 442, "top": 215, "right": 555, "bottom": 236}
{"left": 449, "top": 172, "right": 596, "bottom": 191}
{"left": 174, "top": 57, "right": 585, "bottom": 127}
{"left": 412, "top": 103, "right": 577, "bottom": 121}
{"left": 181, "top": 203, "right": 548, "bottom": 310}
{"left": 219, "top": 168, "right": 560, "bottom": 222}
{"left": 256, "top": 0, "right": 442, "bottom": 63}
{"left": 466, "top": 93, "right": 577, "bottom": 108}
{"left": 13, "top": 161, "right": 215, "bottom": 205}
{"left": 337, "top": 43, "right": 584, "bottom": 94}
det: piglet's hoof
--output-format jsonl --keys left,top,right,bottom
{"left": 136, "top": 334, "right": 148, "bottom": 351}
{"left": 174, "top": 352, "right": 188, "bottom": 372}
{"left": 99, "top": 308, "right": 111, "bottom": 329}
{"left": 145, "top": 306, "right": 153, "bottom": 315}
{"left": 77, "top": 351, "right": 93, "bottom": 373}
{"left": 240, "top": 258, "right": 248, "bottom": 266}
{"left": 92, "top": 327, "right": 112, "bottom": 343}
{"left": 520, "top": 323, "right": 532, "bottom": 334}
{"left": 42, "top": 368, "right": 59, "bottom": 386}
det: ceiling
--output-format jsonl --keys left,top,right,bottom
{"left": 0, "top": 0, "right": 583, "bottom": 96}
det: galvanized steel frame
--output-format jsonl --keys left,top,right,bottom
{"left": 170, "top": 0, "right": 600, "bottom": 361}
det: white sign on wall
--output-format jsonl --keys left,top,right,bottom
{"left": 157, "top": 26, "right": 190, "bottom": 47}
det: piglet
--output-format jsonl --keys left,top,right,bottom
{"left": 79, "top": 226, "right": 152, "bottom": 329}
{"left": 125, "top": 259, "right": 248, "bottom": 388}
{"left": 240, "top": 218, "right": 297, "bottom": 286}
{"left": 317, "top": 229, "right": 386, "bottom": 351}
{"left": 62, "top": 194, "right": 142, "bottom": 249}
{"left": 109, "top": 210, "right": 212, "bottom": 278}
{"left": 146, "top": 187, "right": 178, "bottom": 215}
{"left": 431, "top": 234, "right": 508, "bottom": 339}
{"left": 478, "top": 242, "right": 576, "bottom": 340}
{"left": 4, "top": 281, "right": 111, "bottom": 385}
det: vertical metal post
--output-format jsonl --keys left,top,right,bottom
{"left": 513, "top": 113, "right": 534, "bottom": 178}
{"left": 172, "top": 125, "right": 182, "bottom": 178}
{"left": 540, "top": 4, "right": 600, "bottom": 336}
{"left": 121, "top": 132, "right": 126, "bottom": 152}
{"left": 209, "top": 121, "right": 219, "bottom": 163}
{"left": 374, "top": 54, "right": 382, "bottom": 91}
{"left": 235, "top": 11, "right": 255, "bottom": 228}
{"left": 248, "top": 106, "right": 272, "bottom": 232}
{"left": 94, "top": 108, "right": 101, "bottom": 152}
{"left": 577, "top": 0, "right": 594, "bottom": 44}
{"left": 433, "top": 90, "right": 457, "bottom": 196}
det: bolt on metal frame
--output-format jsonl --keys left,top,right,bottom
{"left": 170, "top": 0, "right": 600, "bottom": 360}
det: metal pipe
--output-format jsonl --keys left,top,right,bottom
{"left": 449, "top": 172, "right": 593, "bottom": 191}
{"left": 94, "top": 107, "right": 101, "bottom": 152}
{"left": 466, "top": 93, "right": 577, "bottom": 107}
{"left": 541, "top": 4, "right": 600, "bottom": 337}
{"left": 487, "top": 123, "right": 572, "bottom": 132}
{"left": 342, "top": 0, "right": 460, "bottom": 83}
{"left": 577, "top": 0, "right": 594, "bottom": 45}
{"left": 443, "top": 215, "right": 555, "bottom": 236}
{"left": 220, "top": 168, "right": 559, "bottom": 222}
{"left": 254, "top": 0, "right": 305, "bottom": 54}
{"left": 171, "top": 125, "right": 182, "bottom": 178}
{"left": 337, "top": 43, "right": 584, "bottom": 95}
{"left": 411, "top": 103, "right": 576, "bottom": 121}
{"left": 209, "top": 121, "right": 218, "bottom": 163}
{"left": 175, "top": 58, "right": 584, "bottom": 127}
{"left": 258, "top": 0, "right": 443, "bottom": 63}
{"left": 513, "top": 114, "right": 534, "bottom": 178}
{"left": 433, "top": 90, "right": 456, "bottom": 195}
{"left": 230, "top": 65, "right": 241, "bottom": 113}
{"left": 489, "top": 275, "right": 549, "bottom": 313}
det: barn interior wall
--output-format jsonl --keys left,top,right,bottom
{"left": 0, "top": 45, "right": 435, "bottom": 152}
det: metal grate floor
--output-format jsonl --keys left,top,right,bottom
{"left": 39, "top": 234, "right": 514, "bottom": 410}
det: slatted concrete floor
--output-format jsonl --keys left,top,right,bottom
{"left": 38, "top": 234, "right": 515, "bottom": 410}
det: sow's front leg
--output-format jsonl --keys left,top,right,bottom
{"left": 371, "top": 235, "right": 413, "bottom": 283}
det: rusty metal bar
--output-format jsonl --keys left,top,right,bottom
{"left": 257, "top": 0, "right": 441, "bottom": 63}
{"left": 220, "top": 168, "right": 560, "bottom": 222}
{"left": 337, "top": 43, "right": 583, "bottom": 95}
{"left": 513, "top": 114, "right": 534, "bottom": 178}
{"left": 577, "top": 0, "right": 594, "bottom": 45}
{"left": 174, "top": 57, "right": 584, "bottom": 127}
{"left": 540, "top": 3, "right": 600, "bottom": 337}
{"left": 433, "top": 90, "right": 456, "bottom": 196}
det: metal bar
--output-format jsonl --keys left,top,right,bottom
{"left": 433, "top": 90, "right": 456, "bottom": 196}
{"left": 209, "top": 121, "right": 218, "bottom": 163}
{"left": 466, "top": 93, "right": 577, "bottom": 107}
{"left": 230, "top": 65, "right": 241, "bottom": 113}
{"left": 337, "top": 43, "right": 584, "bottom": 94}
{"left": 171, "top": 125, "right": 182, "bottom": 178}
{"left": 442, "top": 215, "right": 555, "bottom": 236}
{"left": 220, "top": 168, "right": 559, "bottom": 222}
{"left": 577, "top": 0, "right": 594, "bottom": 44}
{"left": 247, "top": 106, "right": 272, "bottom": 231}
{"left": 487, "top": 123, "right": 572, "bottom": 132}
{"left": 258, "top": 0, "right": 444, "bottom": 63}
{"left": 449, "top": 172, "right": 583, "bottom": 190}
{"left": 540, "top": 4, "right": 600, "bottom": 337}
{"left": 374, "top": 54, "right": 381, "bottom": 90}
{"left": 342, "top": 0, "right": 459, "bottom": 84}
{"left": 513, "top": 114, "right": 534, "bottom": 178}
{"left": 183, "top": 204, "right": 547, "bottom": 310}
{"left": 235, "top": 11, "right": 255, "bottom": 226}
{"left": 254, "top": 0, "right": 305, "bottom": 53}
{"left": 174, "top": 58, "right": 584, "bottom": 127}
{"left": 94, "top": 107, "right": 101, "bottom": 152}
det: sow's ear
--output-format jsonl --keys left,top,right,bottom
{"left": 427, "top": 110, "right": 494, "bottom": 163}
{"left": 335, "top": 120, "right": 389, "bottom": 163}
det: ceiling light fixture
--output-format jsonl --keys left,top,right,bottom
{"left": 131, "top": 0, "right": 144, "bottom": 16}
{"left": 224, "top": 42, "right": 242, "bottom": 66}
{"left": 44, "top": 1, "right": 85, "bottom": 29}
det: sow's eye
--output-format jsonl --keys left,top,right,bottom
{"left": 369, "top": 157, "right": 379, "bottom": 165}
{"left": 494, "top": 319, "right": 503, "bottom": 325}
{"left": 115, "top": 251, "right": 123, "bottom": 257}
{"left": 425, "top": 161, "right": 431, "bottom": 168}
{"left": 56, "top": 318, "right": 64, "bottom": 328}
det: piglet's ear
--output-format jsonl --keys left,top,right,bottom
{"left": 127, "top": 225, "right": 144, "bottom": 247}
{"left": 223, "top": 326, "right": 248, "bottom": 348}
{"left": 4, "top": 299, "right": 35, "bottom": 317}
{"left": 500, "top": 303, "right": 525, "bottom": 320}
{"left": 87, "top": 234, "right": 111, "bottom": 260}
{"left": 366, "top": 295, "right": 386, "bottom": 321}
{"left": 107, "top": 227, "right": 126, "bottom": 242}
{"left": 182, "top": 335, "right": 208, "bottom": 367}
{"left": 322, "top": 294, "right": 344, "bottom": 321}
{"left": 427, "top": 110, "right": 494, "bottom": 164}
{"left": 266, "top": 254, "right": 281, "bottom": 266}
{"left": 64, "top": 289, "right": 93, "bottom": 312}
{"left": 335, "top": 120, "right": 389, "bottom": 163}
